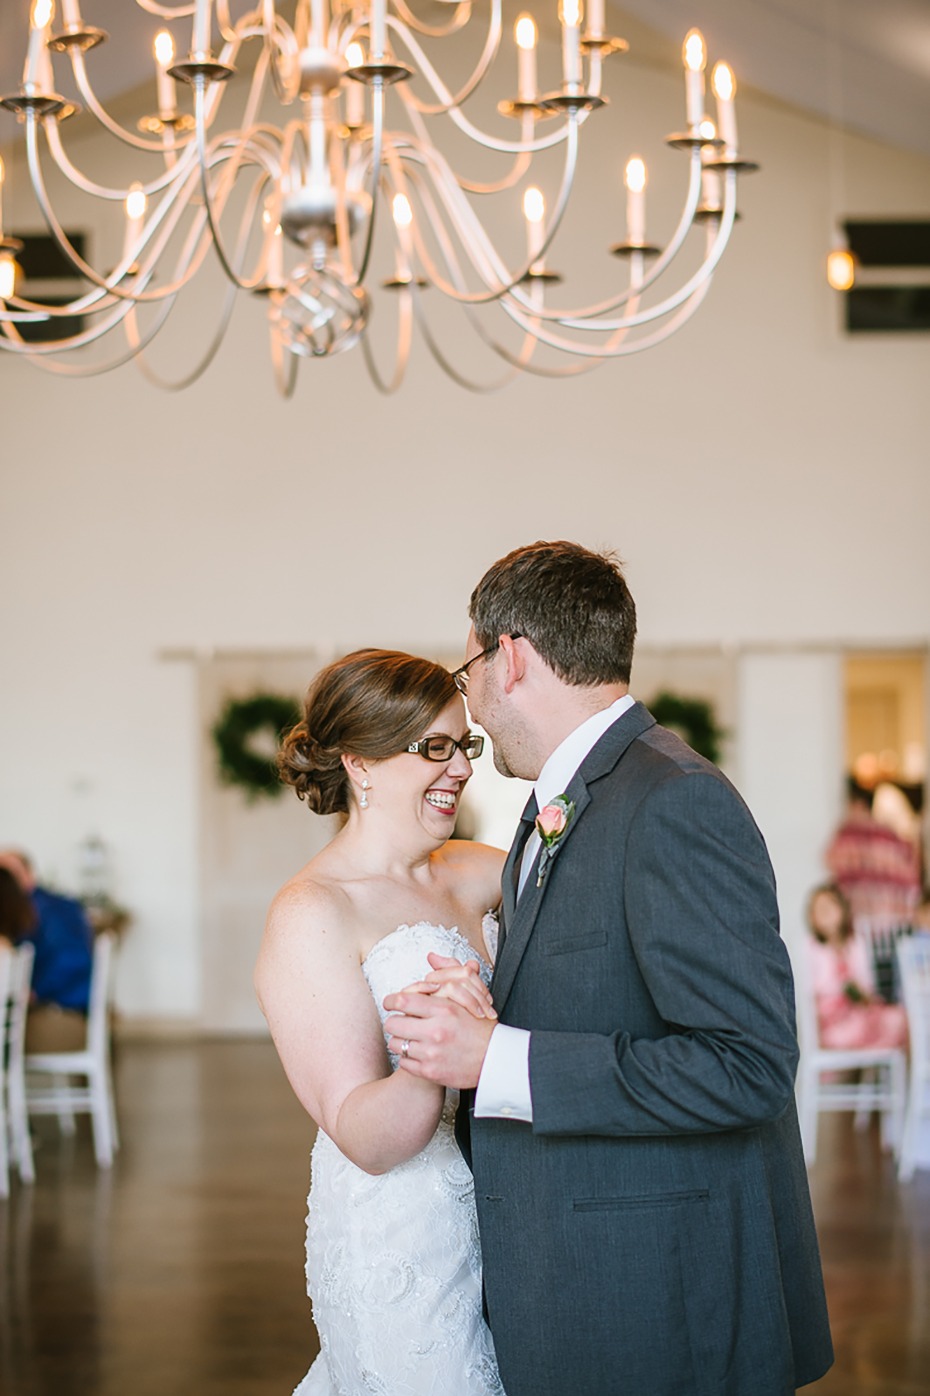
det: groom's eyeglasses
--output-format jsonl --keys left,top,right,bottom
{"left": 406, "top": 734, "right": 485, "bottom": 762}
{"left": 452, "top": 634, "right": 522, "bottom": 695}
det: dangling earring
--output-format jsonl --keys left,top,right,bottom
{"left": 360, "top": 778, "right": 370, "bottom": 810}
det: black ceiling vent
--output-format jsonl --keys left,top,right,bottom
{"left": 843, "top": 220, "right": 930, "bottom": 333}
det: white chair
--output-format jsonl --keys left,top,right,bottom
{"left": 25, "top": 931, "right": 119, "bottom": 1168}
{"left": 1, "top": 941, "right": 36, "bottom": 1194}
{"left": 897, "top": 934, "right": 930, "bottom": 1182}
{"left": 792, "top": 941, "right": 907, "bottom": 1166}
{"left": 855, "top": 912, "right": 913, "bottom": 1004}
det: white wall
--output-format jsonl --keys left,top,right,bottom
{"left": 1, "top": 29, "right": 928, "bottom": 1025}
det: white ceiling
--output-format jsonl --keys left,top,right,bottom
{"left": 2, "top": 0, "right": 930, "bottom": 156}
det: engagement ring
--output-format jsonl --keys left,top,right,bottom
{"left": 401, "top": 1039, "right": 411, "bottom": 1059}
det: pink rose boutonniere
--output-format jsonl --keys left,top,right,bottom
{"left": 535, "top": 794, "right": 575, "bottom": 888}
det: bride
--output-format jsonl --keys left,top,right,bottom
{"left": 254, "top": 648, "right": 506, "bottom": 1396}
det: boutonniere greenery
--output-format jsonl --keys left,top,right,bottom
{"left": 535, "top": 795, "right": 575, "bottom": 888}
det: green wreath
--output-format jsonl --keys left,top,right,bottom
{"left": 649, "top": 691, "right": 724, "bottom": 765}
{"left": 212, "top": 692, "right": 300, "bottom": 801}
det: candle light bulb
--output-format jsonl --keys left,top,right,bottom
{"left": 154, "top": 30, "right": 175, "bottom": 67}
{"left": 624, "top": 157, "right": 646, "bottom": 194}
{"left": 515, "top": 14, "right": 537, "bottom": 102}
{"left": 523, "top": 186, "right": 545, "bottom": 267}
{"left": 559, "top": 0, "right": 582, "bottom": 29}
{"left": 515, "top": 14, "right": 537, "bottom": 49}
{"left": 344, "top": 43, "right": 365, "bottom": 126}
{"left": 392, "top": 193, "right": 413, "bottom": 228}
{"left": 711, "top": 60, "right": 738, "bottom": 153}
{"left": 711, "top": 61, "right": 735, "bottom": 102}
{"left": 682, "top": 28, "right": 706, "bottom": 129}
{"left": 154, "top": 29, "right": 177, "bottom": 115}
{"left": 24, "top": 0, "right": 55, "bottom": 89}
{"left": 683, "top": 29, "right": 705, "bottom": 73}
{"left": 559, "top": 0, "right": 583, "bottom": 90}
{"left": 0, "top": 255, "right": 16, "bottom": 302}
{"left": 826, "top": 247, "right": 856, "bottom": 292}
{"left": 624, "top": 157, "right": 646, "bottom": 244}
{"left": 523, "top": 186, "right": 545, "bottom": 224}
{"left": 126, "top": 185, "right": 147, "bottom": 222}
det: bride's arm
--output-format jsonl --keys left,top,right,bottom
{"left": 254, "top": 880, "right": 446, "bottom": 1176}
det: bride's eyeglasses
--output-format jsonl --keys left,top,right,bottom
{"left": 406, "top": 734, "right": 485, "bottom": 762}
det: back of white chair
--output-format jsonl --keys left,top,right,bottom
{"left": 855, "top": 913, "right": 912, "bottom": 1003}
{"left": 1, "top": 942, "right": 36, "bottom": 1194}
{"left": 897, "top": 934, "right": 930, "bottom": 1181}
{"left": 0, "top": 944, "right": 12, "bottom": 1196}
{"left": 792, "top": 931, "right": 907, "bottom": 1166}
{"left": 25, "top": 931, "right": 119, "bottom": 1168}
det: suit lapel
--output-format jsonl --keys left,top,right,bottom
{"left": 491, "top": 702, "right": 656, "bottom": 1012}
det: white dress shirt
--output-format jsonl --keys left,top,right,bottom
{"left": 474, "top": 693, "right": 635, "bottom": 1121}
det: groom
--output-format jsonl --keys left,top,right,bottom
{"left": 385, "top": 541, "right": 833, "bottom": 1396}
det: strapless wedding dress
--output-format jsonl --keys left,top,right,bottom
{"left": 293, "top": 922, "right": 505, "bottom": 1396}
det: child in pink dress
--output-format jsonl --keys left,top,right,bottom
{"left": 807, "top": 883, "right": 908, "bottom": 1051}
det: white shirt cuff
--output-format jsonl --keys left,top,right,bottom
{"left": 474, "top": 1023, "right": 533, "bottom": 1122}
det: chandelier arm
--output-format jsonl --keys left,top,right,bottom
{"left": 123, "top": 285, "right": 238, "bottom": 390}
{"left": 349, "top": 82, "right": 388, "bottom": 288}
{"left": 554, "top": 173, "right": 736, "bottom": 332}
{"left": 493, "top": 157, "right": 734, "bottom": 329}
{"left": 498, "top": 263, "right": 715, "bottom": 357}
{"left": 23, "top": 115, "right": 206, "bottom": 304}
{"left": 262, "top": 8, "right": 302, "bottom": 104}
{"left": 192, "top": 78, "right": 282, "bottom": 292}
{"left": 135, "top": 1, "right": 197, "bottom": 17}
{"left": 120, "top": 153, "right": 269, "bottom": 389}
{"left": 522, "top": 144, "right": 708, "bottom": 324}
{"left": 387, "top": 0, "right": 503, "bottom": 118}
{"left": 389, "top": 0, "right": 474, "bottom": 42}
{"left": 25, "top": 125, "right": 258, "bottom": 319}
{"left": 457, "top": 275, "right": 611, "bottom": 378}
{"left": 403, "top": 99, "right": 531, "bottom": 197}
{"left": 216, "top": 1, "right": 242, "bottom": 44}
{"left": 394, "top": 123, "right": 579, "bottom": 305}
{"left": 392, "top": 23, "right": 600, "bottom": 156}
{"left": 43, "top": 117, "right": 199, "bottom": 203}
{"left": 411, "top": 292, "right": 526, "bottom": 392}
{"left": 360, "top": 287, "right": 414, "bottom": 394}
{"left": 0, "top": 278, "right": 177, "bottom": 361}
{"left": 388, "top": 170, "right": 593, "bottom": 386}
{"left": 67, "top": 48, "right": 196, "bottom": 155}
{"left": 269, "top": 315, "right": 301, "bottom": 398}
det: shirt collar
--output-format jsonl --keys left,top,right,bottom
{"left": 533, "top": 693, "right": 635, "bottom": 813}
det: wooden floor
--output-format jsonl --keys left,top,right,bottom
{"left": 2, "top": 1039, "right": 929, "bottom": 1396}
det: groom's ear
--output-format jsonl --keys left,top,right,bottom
{"left": 498, "top": 633, "right": 526, "bottom": 694}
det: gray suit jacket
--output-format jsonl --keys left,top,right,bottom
{"left": 464, "top": 703, "right": 833, "bottom": 1396}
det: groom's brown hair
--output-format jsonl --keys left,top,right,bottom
{"left": 469, "top": 540, "right": 636, "bottom": 686}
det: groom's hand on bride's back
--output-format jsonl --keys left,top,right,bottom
{"left": 383, "top": 961, "right": 498, "bottom": 1089}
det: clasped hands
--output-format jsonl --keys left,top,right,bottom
{"left": 383, "top": 954, "right": 498, "bottom": 1090}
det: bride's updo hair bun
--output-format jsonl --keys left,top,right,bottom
{"left": 277, "top": 649, "right": 458, "bottom": 816}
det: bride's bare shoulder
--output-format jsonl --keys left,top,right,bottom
{"left": 261, "top": 861, "right": 355, "bottom": 953}
{"left": 437, "top": 839, "right": 506, "bottom": 903}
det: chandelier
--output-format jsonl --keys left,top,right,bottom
{"left": 0, "top": 0, "right": 756, "bottom": 394}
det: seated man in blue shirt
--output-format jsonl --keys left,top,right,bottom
{"left": 0, "top": 849, "right": 94, "bottom": 1052}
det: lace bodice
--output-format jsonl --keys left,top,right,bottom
{"left": 293, "top": 922, "right": 503, "bottom": 1396}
